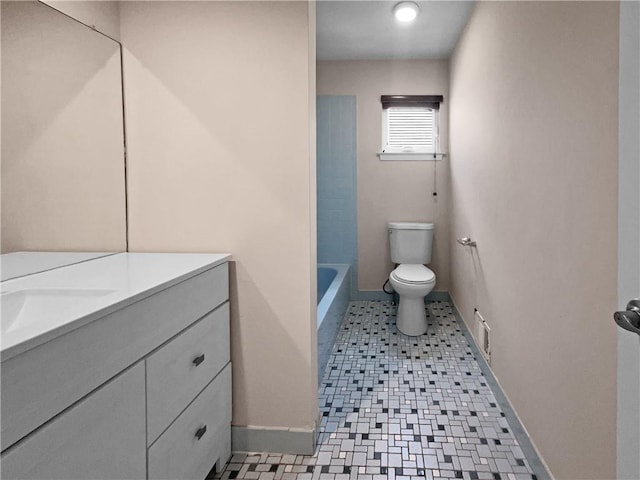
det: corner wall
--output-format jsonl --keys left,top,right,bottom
{"left": 317, "top": 60, "right": 450, "bottom": 293}
{"left": 449, "top": 2, "right": 618, "bottom": 478}
{"left": 119, "top": 1, "right": 318, "bottom": 447}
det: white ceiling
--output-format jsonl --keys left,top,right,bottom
{"left": 317, "top": 1, "right": 475, "bottom": 61}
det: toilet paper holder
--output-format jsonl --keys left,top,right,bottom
{"left": 457, "top": 237, "right": 477, "bottom": 247}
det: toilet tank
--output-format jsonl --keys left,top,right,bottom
{"left": 388, "top": 222, "right": 434, "bottom": 264}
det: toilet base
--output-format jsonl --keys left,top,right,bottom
{"left": 396, "top": 297, "right": 428, "bottom": 336}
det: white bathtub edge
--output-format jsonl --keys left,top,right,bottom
{"left": 317, "top": 264, "right": 350, "bottom": 328}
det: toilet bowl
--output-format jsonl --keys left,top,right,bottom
{"left": 387, "top": 222, "right": 436, "bottom": 336}
{"left": 389, "top": 264, "right": 435, "bottom": 336}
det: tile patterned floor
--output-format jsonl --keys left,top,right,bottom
{"left": 216, "top": 301, "right": 537, "bottom": 480}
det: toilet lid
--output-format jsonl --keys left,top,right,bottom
{"left": 391, "top": 264, "right": 435, "bottom": 284}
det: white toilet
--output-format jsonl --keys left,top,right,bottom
{"left": 388, "top": 222, "right": 436, "bottom": 336}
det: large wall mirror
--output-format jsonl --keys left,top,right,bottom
{"left": 1, "top": 1, "right": 127, "bottom": 256}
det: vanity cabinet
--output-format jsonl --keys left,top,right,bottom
{"left": 0, "top": 255, "right": 231, "bottom": 480}
{"left": 146, "top": 303, "right": 231, "bottom": 445}
{"left": 148, "top": 365, "right": 232, "bottom": 480}
{"left": 1, "top": 363, "right": 147, "bottom": 480}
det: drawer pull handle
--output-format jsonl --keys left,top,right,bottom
{"left": 195, "top": 425, "right": 207, "bottom": 440}
{"left": 192, "top": 354, "right": 205, "bottom": 367}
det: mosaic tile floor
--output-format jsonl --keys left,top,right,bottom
{"left": 216, "top": 301, "right": 538, "bottom": 480}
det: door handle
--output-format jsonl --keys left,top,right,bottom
{"left": 614, "top": 299, "right": 640, "bottom": 336}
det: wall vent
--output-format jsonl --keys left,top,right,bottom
{"left": 474, "top": 309, "right": 491, "bottom": 364}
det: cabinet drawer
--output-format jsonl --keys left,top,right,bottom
{"left": 1, "top": 262, "right": 228, "bottom": 451}
{"left": 149, "top": 364, "right": 232, "bottom": 480}
{"left": 147, "top": 303, "right": 230, "bottom": 444}
{"left": 0, "top": 363, "right": 146, "bottom": 480}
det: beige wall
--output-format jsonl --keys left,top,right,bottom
{"left": 42, "top": 0, "right": 121, "bottom": 40}
{"left": 1, "top": 1, "right": 126, "bottom": 253}
{"left": 120, "top": 1, "right": 318, "bottom": 432}
{"left": 449, "top": 2, "right": 618, "bottom": 478}
{"left": 317, "top": 60, "right": 450, "bottom": 292}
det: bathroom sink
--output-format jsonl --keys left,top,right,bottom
{"left": 1, "top": 288, "right": 117, "bottom": 334}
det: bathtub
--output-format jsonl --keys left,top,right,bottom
{"left": 317, "top": 264, "right": 350, "bottom": 385}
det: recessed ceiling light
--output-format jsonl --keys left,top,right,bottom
{"left": 394, "top": 2, "right": 419, "bottom": 22}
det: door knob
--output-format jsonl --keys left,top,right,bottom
{"left": 614, "top": 299, "right": 640, "bottom": 336}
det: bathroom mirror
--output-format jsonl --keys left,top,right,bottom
{"left": 1, "top": 1, "right": 127, "bottom": 255}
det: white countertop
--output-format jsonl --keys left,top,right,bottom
{"left": 0, "top": 252, "right": 231, "bottom": 361}
{"left": 1, "top": 252, "right": 117, "bottom": 282}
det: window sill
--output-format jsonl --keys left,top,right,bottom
{"left": 377, "top": 152, "right": 447, "bottom": 161}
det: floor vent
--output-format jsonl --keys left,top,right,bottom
{"left": 475, "top": 309, "right": 491, "bottom": 364}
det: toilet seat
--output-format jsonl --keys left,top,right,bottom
{"left": 391, "top": 264, "right": 435, "bottom": 285}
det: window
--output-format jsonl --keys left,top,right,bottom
{"left": 383, "top": 106, "right": 438, "bottom": 153}
{"left": 379, "top": 95, "right": 444, "bottom": 160}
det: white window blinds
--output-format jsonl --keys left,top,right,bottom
{"left": 384, "top": 106, "right": 437, "bottom": 153}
